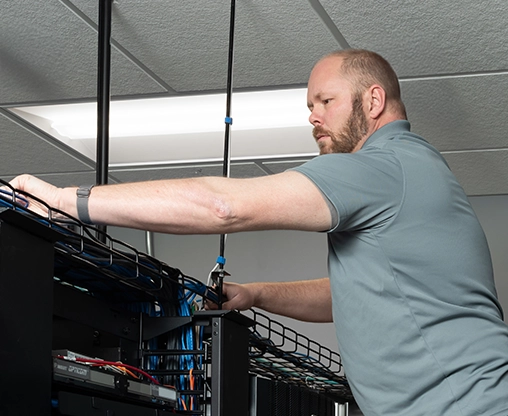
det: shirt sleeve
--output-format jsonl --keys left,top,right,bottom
{"left": 292, "top": 150, "right": 404, "bottom": 233}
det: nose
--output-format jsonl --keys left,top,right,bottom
{"left": 309, "top": 108, "right": 323, "bottom": 127}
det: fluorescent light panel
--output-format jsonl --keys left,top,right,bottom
{"left": 12, "top": 88, "right": 317, "bottom": 166}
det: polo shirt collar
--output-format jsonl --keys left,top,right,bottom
{"left": 362, "top": 120, "right": 411, "bottom": 149}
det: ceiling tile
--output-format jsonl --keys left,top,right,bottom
{"left": 402, "top": 74, "right": 508, "bottom": 152}
{"left": 322, "top": 0, "right": 508, "bottom": 76}
{"left": 71, "top": 0, "right": 341, "bottom": 92}
{"left": 0, "top": 0, "right": 167, "bottom": 106}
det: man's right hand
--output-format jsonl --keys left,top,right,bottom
{"left": 206, "top": 281, "right": 258, "bottom": 311}
{"left": 206, "top": 278, "right": 333, "bottom": 323}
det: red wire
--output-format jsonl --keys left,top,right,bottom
{"left": 189, "top": 368, "right": 195, "bottom": 409}
{"left": 56, "top": 355, "right": 160, "bottom": 385}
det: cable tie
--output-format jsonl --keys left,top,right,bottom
{"left": 224, "top": 116, "right": 233, "bottom": 125}
{"left": 216, "top": 256, "right": 226, "bottom": 265}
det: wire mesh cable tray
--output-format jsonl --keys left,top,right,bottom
{"left": 0, "top": 179, "right": 218, "bottom": 306}
{"left": 244, "top": 309, "right": 352, "bottom": 399}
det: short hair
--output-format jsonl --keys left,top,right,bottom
{"left": 323, "top": 49, "right": 407, "bottom": 118}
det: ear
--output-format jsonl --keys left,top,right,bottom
{"left": 365, "top": 84, "right": 386, "bottom": 119}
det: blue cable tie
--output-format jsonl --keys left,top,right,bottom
{"left": 216, "top": 256, "right": 226, "bottom": 265}
{"left": 225, "top": 116, "right": 233, "bottom": 125}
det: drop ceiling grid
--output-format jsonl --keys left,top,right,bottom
{"left": 0, "top": 0, "right": 168, "bottom": 106}
{"left": 70, "top": 0, "right": 341, "bottom": 92}
{"left": 227, "top": 0, "right": 342, "bottom": 89}
{"left": 70, "top": 0, "right": 229, "bottom": 93}
{"left": 321, "top": 0, "right": 508, "bottom": 76}
{"left": 1, "top": 1, "right": 506, "bottom": 197}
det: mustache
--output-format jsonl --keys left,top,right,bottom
{"left": 312, "top": 126, "right": 331, "bottom": 140}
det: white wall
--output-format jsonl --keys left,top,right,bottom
{"left": 109, "top": 194, "right": 508, "bottom": 353}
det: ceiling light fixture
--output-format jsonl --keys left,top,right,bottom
{"left": 11, "top": 88, "right": 317, "bottom": 166}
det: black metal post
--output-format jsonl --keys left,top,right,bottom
{"left": 96, "top": 0, "right": 113, "bottom": 242}
{"left": 222, "top": 0, "right": 236, "bottom": 180}
{"left": 218, "top": 0, "right": 236, "bottom": 308}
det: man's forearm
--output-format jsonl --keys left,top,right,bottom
{"left": 250, "top": 278, "right": 332, "bottom": 322}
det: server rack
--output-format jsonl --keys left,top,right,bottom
{"left": 0, "top": 183, "right": 353, "bottom": 416}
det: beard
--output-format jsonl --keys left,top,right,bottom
{"left": 313, "top": 94, "right": 369, "bottom": 154}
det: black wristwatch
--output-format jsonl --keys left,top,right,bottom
{"left": 76, "top": 184, "right": 95, "bottom": 224}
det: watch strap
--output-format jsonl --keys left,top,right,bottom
{"left": 76, "top": 184, "right": 95, "bottom": 224}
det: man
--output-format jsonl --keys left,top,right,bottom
{"left": 10, "top": 50, "right": 508, "bottom": 415}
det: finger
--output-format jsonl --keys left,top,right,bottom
{"left": 0, "top": 186, "right": 30, "bottom": 209}
{"left": 8, "top": 173, "right": 32, "bottom": 191}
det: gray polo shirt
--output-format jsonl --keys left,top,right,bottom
{"left": 294, "top": 120, "right": 508, "bottom": 415}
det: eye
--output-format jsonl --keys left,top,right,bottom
{"left": 323, "top": 98, "right": 332, "bottom": 105}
